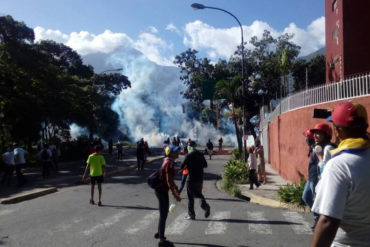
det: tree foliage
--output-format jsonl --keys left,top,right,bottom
{"left": 0, "top": 15, "right": 131, "bottom": 149}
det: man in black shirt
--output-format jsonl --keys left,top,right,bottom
{"left": 181, "top": 141, "right": 210, "bottom": 220}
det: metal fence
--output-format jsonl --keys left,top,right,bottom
{"left": 268, "top": 73, "right": 370, "bottom": 122}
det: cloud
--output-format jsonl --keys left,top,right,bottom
{"left": 166, "top": 23, "right": 180, "bottom": 34}
{"left": 148, "top": 26, "right": 159, "bottom": 34}
{"left": 183, "top": 17, "right": 325, "bottom": 59}
{"left": 134, "top": 32, "right": 175, "bottom": 66}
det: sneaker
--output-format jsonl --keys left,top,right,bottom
{"left": 154, "top": 233, "right": 166, "bottom": 240}
{"left": 184, "top": 215, "right": 195, "bottom": 220}
{"left": 204, "top": 205, "right": 210, "bottom": 218}
{"left": 90, "top": 199, "right": 95, "bottom": 205}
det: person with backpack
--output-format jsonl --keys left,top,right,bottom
{"left": 38, "top": 144, "right": 52, "bottom": 179}
{"left": 154, "top": 145, "right": 181, "bottom": 247}
{"left": 82, "top": 145, "right": 107, "bottom": 206}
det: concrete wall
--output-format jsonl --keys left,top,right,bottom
{"left": 268, "top": 97, "right": 370, "bottom": 183}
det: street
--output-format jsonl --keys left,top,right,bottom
{"left": 0, "top": 154, "right": 313, "bottom": 247}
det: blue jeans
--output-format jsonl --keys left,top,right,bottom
{"left": 302, "top": 180, "right": 319, "bottom": 222}
{"left": 155, "top": 189, "right": 169, "bottom": 239}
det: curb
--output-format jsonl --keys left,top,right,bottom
{"left": 1, "top": 156, "right": 164, "bottom": 204}
{"left": 1, "top": 187, "right": 58, "bottom": 204}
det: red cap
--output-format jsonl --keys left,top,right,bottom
{"left": 303, "top": 128, "right": 314, "bottom": 140}
{"left": 310, "top": 123, "right": 332, "bottom": 138}
{"left": 330, "top": 101, "right": 368, "bottom": 127}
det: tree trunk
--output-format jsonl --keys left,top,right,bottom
{"left": 232, "top": 115, "right": 242, "bottom": 158}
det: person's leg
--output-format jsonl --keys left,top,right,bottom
{"left": 186, "top": 183, "right": 196, "bottom": 218}
{"left": 249, "top": 169, "right": 255, "bottom": 189}
{"left": 178, "top": 174, "right": 188, "bottom": 193}
{"left": 155, "top": 190, "right": 169, "bottom": 240}
{"left": 302, "top": 180, "right": 313, "bottom": 208}
{"left": 90, "top": 183, "right": 95, "bottom": 203}
{"left": 98, "top": 183, "right": 102, "bottom": 203}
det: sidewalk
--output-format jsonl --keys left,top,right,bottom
{"left": 237, "top": 163, "right": 310, "bottom": 213}
{"left": 0, "top": 152, "right": 164, "bottom": 204}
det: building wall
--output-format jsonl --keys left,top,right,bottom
{"left": 326, "top": 0, "right": 370, "bottom": 82}
{"left": 268, "top": 97, "right": 370, "bottom": 183}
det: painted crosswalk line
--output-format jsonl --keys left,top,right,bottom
{"left": 125, "top": 211, "right": 159, "bottom": 234}
{"left": 166, "top": 212, "right": 191, "bottom": 235}
{"left": 282, "top": 211, "right": 312, "bottom": 235}
{"left": 83, "top": 210, "right": 129, "bottom": 236}
{"left": 205, "top": 211, "right": 230, "bottom": 235}
{"left": 247, "top": 211, "right": 273, "bottom": 234}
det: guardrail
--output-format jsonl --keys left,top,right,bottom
{"left": 267, "top": 73, "right": 370, "bottom": 122}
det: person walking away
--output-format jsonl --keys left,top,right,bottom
{"left": 206, "top": 139, "right": 214, "bottom": 160}
{"left": 136, "top": 138, "right": 145, "bottom": 171}
{"left": 218, "top": 137, "right": 223, "bottom": 151}
{"left": 311, "top": 101, "right": 370, "bottom": 247}
{"left": 254, "top": 140, "right": 266, "bottom": 184}
{"left": 38, "top": 145, "right": 52, "bottom": 179}
{"left": 82, "top": 145, "right": 107, "bottom": 206}
{"left": 13, "top": 143, "right": 27, "bottom": 186}
{"left": 154, "top": 146, "right": 181, "bottom": 247}
{"left": 116, "top": 140, "right": 123, "bottom": 160}
{"left": 248, "top": 147, "right": 260, "bottom": 190}
{"left": 181, "top": 141, "right": 210, "bottom": 220}
{"left": 1, "top": 146, "right": 15, "bottom": 186}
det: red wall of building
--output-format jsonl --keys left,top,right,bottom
{"left": 268, "top": 97, "right": 370, "bottom": 183}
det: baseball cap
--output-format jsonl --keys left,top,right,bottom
{"left": 167, "top": 145, "right": 181, "bottom": 154}
{"left": 302, "top": 128, "right": 314, "bottom": 140}
{"left": 328, "top": 101, "right": 368, "bottom": 128}
{"left": 310, "top": 123, "right": 332, "bottom": 138}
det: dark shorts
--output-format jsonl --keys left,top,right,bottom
{"left": 91, "top": 176, "right": 104, "bottom": 185}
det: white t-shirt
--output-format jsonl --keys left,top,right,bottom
{"left": 317, "top": 144, "right": 335, "bottom": 178}
{"left": 312, "top": 148, "right": 370, "bottom": 246}
{"left": 248, "top": 153, "right": 257, "bottom": 170}
{"left": 13, "top": 147, "right": 28, "bottom": 165}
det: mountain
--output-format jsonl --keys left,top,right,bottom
{"left": 299, "top": 47, "right": 325, "bottom": 61}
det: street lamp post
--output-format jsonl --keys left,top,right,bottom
{"left": 191, "top": 3, "right": 247, "bottom": 161}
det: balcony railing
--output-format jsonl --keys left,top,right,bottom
{"left": 267, "top": 73, "right": 370, "bottom": 122}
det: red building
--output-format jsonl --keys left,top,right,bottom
{"left": 326, "top": 0, "right": 370, "bottom": 83}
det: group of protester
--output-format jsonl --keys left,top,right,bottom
{"left": 300, "top": 101, "right": 370, "bottom": 247}
{"left": 1, "top": 142, "right": 60, "bottom": 186}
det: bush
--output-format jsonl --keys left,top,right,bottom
{"left": 277, "top": 177, "right": 306, "bottom": 206}
{"left": 231, "top": 148, "right": 240, "bottom": 160}
{"left": 223, "top": 159, "right": 249, "bottom": 184}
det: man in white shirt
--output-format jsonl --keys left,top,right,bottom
{"left": 311, "top": 101, "right": 370, "bottom": 247}
{"left": 1, "top": 146, "right": 15, "bottom": 186}
{"left": 13, "top": 143, "right": 27, "bottom": 186}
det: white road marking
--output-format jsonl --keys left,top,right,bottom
{"left": 205, "top": 211, "right": 230, "bottom": 235}
{"left": 83, "top": 210, "right": 129, "bottom": 236}
{"left": 166, "top": 212, "right": 191, "bottom": 235}
{"left": 0, "top": 209, "right": 17, "bottom": 216}
{"left": 247, "top": 211, "right": 273, "bottom": 234}
{"left": 125, "top": 211, "right": 159, "bottom": 234}
{"left": 282, "top": 211, "right": 312, "bottom": 235}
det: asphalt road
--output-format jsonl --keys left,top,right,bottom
{"left": 0, "top": 154, "right": 313, "bottom": 247}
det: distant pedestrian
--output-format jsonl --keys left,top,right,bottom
{"left": 206, "top": 139, "right": 214, "bottom": 160}
{"left": 254, "top": 140, "right": 266, "bottom": 184}
{"left": 136, "top": 138, "right": 145, "bottom": 171}
{"left": 38, "top": 144, "right": 52, "bottom": 179}
{"left": 144, "top": 140, "right": 150, "bottom": 162}
{"left": 181, "top": 141, "right": 210, "bottom": 220}
{"left": 218, "top": 137, "right": 223, "bottom": 151}
{"left": 154, "top": 145, "right": 181, "bottom": 247}
{"left": 248, "top": 147, "right": 260, "bottom": 190}
{"left": 116, "top": 140, "right": 123, "bottom": 160}
{"left": 1, "top": 146, "right": 15, "bottom": 186}
{"left": 311, "top": 101, "right": 370, "bottom": 246}
{"left": 13, "top": 143, "right": 27, "bottom": 186}
{"left": 82, "top": 145, "right": 107, "bottom": 206}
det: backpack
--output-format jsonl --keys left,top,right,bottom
{"left": 41, "top": 149, "right": 50, "bottom": 160}
{"left": 147, "top": 169, "right": 162, "bottom": 189}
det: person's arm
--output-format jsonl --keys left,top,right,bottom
{"left": 82, "top": 164, "right": 90, "bottom": 182}
{"left": 165, "top": 170, "right": 181, "bottom": 201}
{"left": 310, "top": 215, "right": 340, "bottom": 247}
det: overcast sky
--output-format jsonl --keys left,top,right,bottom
{"left": 3, "top": 0, "right": 325, "bottom": 67}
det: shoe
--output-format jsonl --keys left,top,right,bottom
{"left": 184, "top": 215, "right": 195, "bottom": 220}
{"left": 204, "top": 204, "right": 210, "bottom": 218}
{"left": 98, "top": 201, "right": 102, "bottom": 206}
{"left": 90, "top": 199, "right": 95, "bottom": 205}
{"left": 154, "top": 232, "right": 166, "bottom": 240}
{"left": 249, "top": 187, "right": 254, "bottom": 190}
{"left": 158, "top": 240, "right": 174, "bottom": 247}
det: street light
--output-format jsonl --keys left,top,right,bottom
{"left": 191, "top": 3, "right": 247, "bottom": 161}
